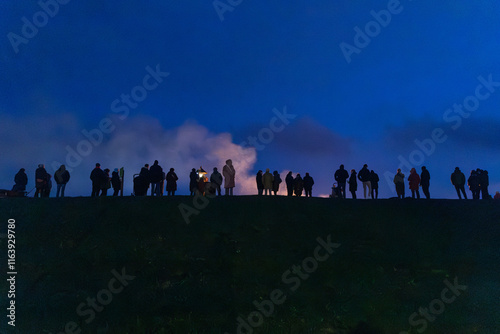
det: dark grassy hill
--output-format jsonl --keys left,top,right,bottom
{"left": 1, "top": 196, "right": 499, "bottom": 334}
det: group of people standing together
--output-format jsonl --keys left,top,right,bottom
{"left": 9, "top": 160, "right": 499, "bottom": 200}
{"left": 12, "top": 164, "right": 71, "bottom": 198}
{"left": 132, "top": 160, "right": 178, "bottom": 196}
{"left": 188, "top": 160, "right": 236, "bottom": 196}
{"left": 130, "top": 159, "right": 236, "bottom": 197}
{"left": 89, "top": 163, "right": 123, "bottom": 197}
{"left": 450, "top": 167, "right": 491, "bottom": 200}
{"left": 333, "top": 164, "right": 380, "bottom": 199}
{"left": 392, "top": 166, "right": 493, "bottom": 200}
{"left": 393, "top": 167, "right": 431, "bottom": 199}
{"left": 255, "top": 169, "right": 314, "bottom": 197}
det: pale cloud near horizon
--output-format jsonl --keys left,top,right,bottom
{"left": 0, "top": 114, "right": 258, "bottom": 196}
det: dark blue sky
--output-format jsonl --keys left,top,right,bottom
{"left": 1, "top": 1, "right": 500, "bottom": 197}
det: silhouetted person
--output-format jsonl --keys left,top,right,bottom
{"left": 189, "top": 168, "right": 198, "bottom": 195}
{"left": 478, "top": 169, "right": 490, "bottom": 199}
{"left": 210, "top": 167, "right": 223, "bottom": 196}
{"left": 197, "top": 172, "right": 208, "bottom": 195}
{"left": 133, "top": 172, "right": 148, "bottom": 196}
{"left": 303, "top": 172, "right": 314, "bottom": 197}
{"left": 494, "top": 191, "right": 500, "bottom": 200}
{"left": 468, "top": 170, "right": 480, "bottom": 200}
{"left": 35, "top": 164, "right": 48, "bottom": 198}
{"left": 393, "top": 168, "right": 405, "bottom": 199}
{"left": 334, "top": 165, "right": 349, "bottom": 199}
{"left": 44, "top": 174, "right": 52, "bottom": 197}
{"left": 272, "top": 171, "right": 282, "bottom": 195}
{"left": 285, "top": 171, "right": 294, "bottom": 196}
{"left": 348, "top": 169, "right": 357, "bottom": 199}
{"left": 149, "top": 160, "right": 164, "bottom": 196}
{"left": 101, "top": 168, "right": 111, "bottom": 196}
{"left": 256, "top": 170, "right": 264, "bottom": 195}
{"left": 294, "top": 173, "right": 304, "bottom": 197}
{"left": 370, "top": 170, "right": 379, "bottom": 199}
{"left": 262, "top": 168, "right": 273, "bottom": 195}
{"left": 451, "top": 167, "right": 467, "bottom": 199}
{"left": 111, "top": 169, "right": 121, "bottom": 196}
{"left": 358, "top": 164, "right": 371, "bottom": 199}
{"left": 420, "top": 166, "right": 431, "bottom": 199}
{"left": 408, "top": 167, "right": 421, "bottom": 199}
{"left": 166, "top": 168, "right": 178, "bottom": 196}
{"left": 54, "top": 165, "right": 70, "bottom": 198}
{"left": 90, "top": 163, "right": 105, "bottom": 197}
{"left": 139, "top": 164, "right": 150, "bottom": 193}
{"left": 12, "top": 168, "right": 28, "bottom": 193}
{"left": 223, "top": 159, "right": 235, "bottom": 196}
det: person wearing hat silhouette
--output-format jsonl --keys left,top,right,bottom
{"left": 451, "top": 167, "right": 467, "bottom": 199}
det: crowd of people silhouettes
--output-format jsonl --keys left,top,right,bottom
{"left": 5, "top": 160, "right": 500, "bottom": 200}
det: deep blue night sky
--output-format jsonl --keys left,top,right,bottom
{"left": 1, "top": 1, "right": 500, "bottom": 197}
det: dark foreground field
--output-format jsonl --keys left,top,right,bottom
{"left": 0, "top": 196, "right": 499, "bottom": 334}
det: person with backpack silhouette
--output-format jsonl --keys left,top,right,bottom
{"left": 348, "top": 169, "right": 357, "bottom": 199}
{"left": 285, "top": 171, "right": 294, "bottom": 196}
{"left": 370, "top": 170, "right": 379, "bottom": 199}
{"left": 420, "top": 166, "right": 431, "bottom": 199}
{"left": 303, "top": 172, "right": 314, "bottom": 197}
{"left": 334, "top": 165, "right": 349, "bottom": 199}
{"left": 272, "top": 171, "right": 282, "bottom": 195}
{"left": 451, "top": 167, "right": 467, "bottom": 199}
{"left": 54, "top": 165, "right": 70, "bottom": 198}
